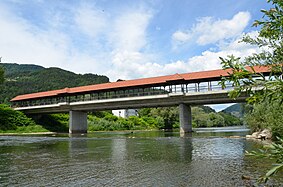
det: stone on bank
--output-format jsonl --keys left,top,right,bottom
{"left": 246, "top": 129, "right": 272, "bottom": 140}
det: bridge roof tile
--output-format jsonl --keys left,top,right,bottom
{"left": 181, "top": 69, "right": 231, "bottom": 80}
{"left": 10, "top": 66, "right": 270, "bottom": 101}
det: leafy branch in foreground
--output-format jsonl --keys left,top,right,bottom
{"left": 219, "top": 0, "right": 283, "bottom": 104}
{"left": 246, "top": 137, "right": 283, "bottom": 183}
{"left": 219, "top": 0, "right": 283, "bottom": 183}
{"left": 220, "top": 55, "right": 283, "bottom": 104}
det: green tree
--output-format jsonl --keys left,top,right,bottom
{"left": 149, "top": 107, "right": 179, "bottom": 129}
{"left": 219, "top": 0, "right": 283, "bottom": 182}
{"left": 209, "top": 113, "right": 225, "bottom": 127}
{"left": 138, "top": 108, "right": 151, "bottom": 117}
{"left": 218, "top": 112, "right": 242, "bottom": 126}
{"left": 0, "top": 66, "right": 4, "bottom": 85}
{"left": 191, "top": 107, "right": 210, "bottom": 127}
{"left": 245, "top": 101, "right": 283, "bottom": 138}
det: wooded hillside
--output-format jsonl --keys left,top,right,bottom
{"left": 0, "top": 63, "right": 109, "bottom": 103}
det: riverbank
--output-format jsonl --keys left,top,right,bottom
{"left": 0, "top": 126, "right": 249, "bottom": 137}
{"left": 0, "top": 131, "right": 56, "bottom": 135}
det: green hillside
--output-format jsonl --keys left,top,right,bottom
{"left": 199, "top": 105, "right": 216, "bottom": 113}
{"left": 0, "top": 63, "right": 109, "bottom": 103}
{"left": 2, "top": 63, "right": 44, "bottom": 77}
{"left": 221, "top": 103, "right": 245, "bottom": 118}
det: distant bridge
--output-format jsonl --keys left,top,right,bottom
{"left": 11, "top": 66, "right": 270, "bottom": 134}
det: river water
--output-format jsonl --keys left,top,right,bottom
{"left": 0, "top": 127, "right": 282, "bottom": 187}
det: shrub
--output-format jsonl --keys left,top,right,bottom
{"left": 31, "top": 114, "right": 69, "bottom": 132}
{"left": 103, "top": 113, "right": 118, "bottom": 121}
{"left": 0, "top": 104, "right": 36, "bottom": 131}
{"left": 245, "top": 100, "right": 283, "bottom": 138}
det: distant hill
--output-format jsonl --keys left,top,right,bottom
{"left": 198, "top": 105, "right": 216, "bottom": 113}
{"left": 0, "top": 63, "right": 109, "bottom": 103}
{"left": 2, "top": 63, "right": 45, "bottom": 77}
{"left": 221, "top": 103, "right": 245, "bottom": 118}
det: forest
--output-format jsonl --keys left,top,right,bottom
{"left": 0, "top": 63, "right": 109, "bottom": 103}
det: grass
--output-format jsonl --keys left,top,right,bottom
{"left": 0, "top": 124, "right": 49, "bottom": 134}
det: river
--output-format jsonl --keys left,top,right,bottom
{"left": 0, "top": 127, "right": 282, "bottom": 187}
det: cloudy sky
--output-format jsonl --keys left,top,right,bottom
{"left": 0, "top": 0, "right": 271, "bottom": 110}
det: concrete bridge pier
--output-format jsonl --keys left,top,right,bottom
{"left": 179, "top": 103, "right": 192, "bottom": 135}
{"left": 69, "top": 111, "right": 88, "bottom": 134}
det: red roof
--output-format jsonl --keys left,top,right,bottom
{"left": 10, "top": 66, "right": 270, "bottom": 102}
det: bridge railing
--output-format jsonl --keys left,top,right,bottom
{"left": 12, "top": 81, "right": 235, "bottom": 108}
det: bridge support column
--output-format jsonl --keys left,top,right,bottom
{"left": 69, "top": 111, "right": 87, "bottom": 134}
{"left": 179, "top": 103, "right": 192, "bottom": 134}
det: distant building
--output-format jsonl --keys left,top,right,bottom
{"left": 112, "top": 109, "right": 138, "bottom": 118}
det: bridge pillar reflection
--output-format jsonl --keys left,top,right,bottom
{"left": 69, "top": 111, "right": 87, "bottom": 134}
{"left": 179, "top": 103, "right": 192, "bottom": 134}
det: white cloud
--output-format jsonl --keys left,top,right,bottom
{"left": 74, "top": 3, "right": 107, "bottom": 39}
{"left": 172, "top": 11, "right": 251, "bottom": 46}
{"left": 106, "top": 50, "right": 158, "bottom": 80}
{"left": 109, "top": 10, "right": 152, "bottom": 52}
{"left": 172, "top": 31, "right": 191, "bottom": 43}
{"left": 0, "top": 1, "right": 154, "bottom": 77}
{"left": 196, "top": 12, "right": 251, "bottom": 45}
{"left": 0, "top": 3, "right": 107, "bottom": 75}
{"left": 106, "top": 49, "right": 197, "bottom": 81}
{"left": 106, "top": 32, "right": 261, "bottom": 81}
{"left": 106, "top": 49, "right": 223, "bottom": 81}
{"left": 0, "top": 6, "right": 67, "bottom": 68}
{"left": 175, "top": 33, "right": 261, "bottom": 73}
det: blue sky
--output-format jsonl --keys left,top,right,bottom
{"left": 0, "top": 0, "right": 271, "bottom": 111}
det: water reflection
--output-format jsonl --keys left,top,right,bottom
{"left": 68, "top": 136, "right": 88, "bottom": 159}
{"left": 0, "top": 128, "right": 282, "bottom": 186}
{"left": 179, "top": 137, "right": 193, "bottom": 161}
{"left": 111, "top": 138, "right": 127, "bottom": 162}
{"left": 192, "top": 138, "right": 245, "bottom": 160}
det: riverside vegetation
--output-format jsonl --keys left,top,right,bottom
{"left": 0, "top": 104, "right": 242, "bottom": 133}
{"left": 219, "top": 0, "right": 283, "bottom": 182}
